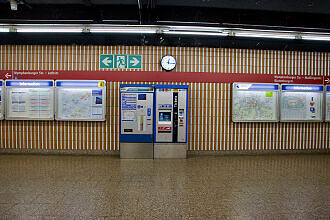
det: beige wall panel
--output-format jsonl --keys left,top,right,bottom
{"left": 0, "top": 45, "right": 329, "bottom": 151}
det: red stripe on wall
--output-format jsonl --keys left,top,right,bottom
{"left": 0, "top": 70, "right": 325, "bottom": 84}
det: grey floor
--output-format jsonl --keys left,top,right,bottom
{"left": 0, "top": 153, "right": 329, "bottom": 220}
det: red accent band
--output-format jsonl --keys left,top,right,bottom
{"left": 0, "top": 70, "right": 325, "bottom": 84}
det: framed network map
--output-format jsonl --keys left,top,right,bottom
{"left": 232, "top": 83, "right": 279, "bottom": 122}
{"left": 55, "top": 80, "right": 106, "bottom": 121}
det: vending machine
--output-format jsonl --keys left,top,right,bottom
{"left": 154, "top": 85, "right": 189, "bottom": 158}
{"left": 0, "top": 80, "right": 4, "bottom": 120}
{"left": 120, "top": 84, "right": 154, "bottom": 158}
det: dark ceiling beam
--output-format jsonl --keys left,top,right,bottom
{"left": 82, "top": 0, "right": 92, "bottom": 7}
{"left": 137, "top": 0, "right": 142, "bottom": 24}
{"left": 1, "top": 32, "right": 330, "bottom": 52}
{"left": 0, "top": 4, "right": 139, "bottom": 21}
{"left": 0, "top": 3, "right": 329, "bottom": 29}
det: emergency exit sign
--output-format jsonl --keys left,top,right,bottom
{"left": 100, "top": 55, "right": 142, "bottom": 69}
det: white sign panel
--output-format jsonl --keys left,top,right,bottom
{"left": 0, "top": 80, "right": 4, "bottom": 120}
{"left": 55, "top": 80, "right": 106, "bottom": 121}
{"left": 5, "top": 80, "right": 54, "bottom": 120}
{"left": 280, "top": 84, "right": 323, "bottom": 121}
{"left": 232, "top": 83, "right": 279, "bottom": 122}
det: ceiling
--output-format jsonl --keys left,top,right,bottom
{"left": 0, "top": 0, "right": 329, "bottom": 29}
{"left": 0, "top": 0, "right": 330, "bottom": 51}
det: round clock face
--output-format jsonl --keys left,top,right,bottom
{"left": 161, "top": 55, "right": 176, "bottom": 71}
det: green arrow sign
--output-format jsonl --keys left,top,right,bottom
{"left": 100, "top": 55, "right": 114, "bottom": 68}
{"left": 100, "top": 54, "right": 142, "bottom": 69}
{"left": 128, "top": 55, "right": 142, "bottom": 69}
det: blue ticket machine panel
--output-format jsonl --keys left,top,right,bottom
{"left": 326, "top": 86, "right": 330, "bottom": 121}
{"left": 0, "top": 80, "right": 3, "bottom": 120}
{"left": 120, "top": 84, "right": 154, "bottom": 159}
{"left": 154, "top": 85, "right": 188, "bottom": 158}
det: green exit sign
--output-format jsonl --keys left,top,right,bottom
{"left": 100, "top": 55, "right": 142, "bottom": 69}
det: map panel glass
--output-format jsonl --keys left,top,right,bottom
{"left": 233, "top": 90, "right": 278, "bottom": 121}
{"left": 280, "top": 92, "right": 322, "bottom": 121}
{"left": 57, "top": 88, "right": 104, "bottom": 120}
{"left": 6, "top": 87, "right": 53, "bottom": 119}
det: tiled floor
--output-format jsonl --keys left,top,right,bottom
{"left": 0, "top": 153, "right": 329, "bottom": 219}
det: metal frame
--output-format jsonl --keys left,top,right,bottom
{"left": 0, "top": 80, "right": 4, "bottom": 120}
{"left": 325, "top": 85, "right": 330, "bottom": 122}
{"left": 5, "top": 79, "right": 55, "bottom": 120}
{"left": 55, "top": 80, "right": 107, "bottom": 121}
{"left": 280, "top": 84, "right": 324, "bottom": 122}
{"left": 232, "top": 82, "right": 280, "bottom": 122}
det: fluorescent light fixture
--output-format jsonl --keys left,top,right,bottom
{"left": 234, "top": 30, "right": 295, "bottom": 39}
{"left": 163, "top": 25, "right": 226, "bottom": 36}
{"left": 0, "top": 23, "right": 329, "bottom": 42}
{"left": 302, "top": 35, "right": 330, "bottom": 41}
{"left": 0, "top": 27, "right": 9, "bottom": 32}
{"left": 10, "top": 0, "right": 17, "bottom": 11}
{"left": 163, "top": 30, "right": 226, "bottom": 36}
{"left": 89, "top": 25, "right": 157, "bottom": 33}
{"left": 90, "top": 28, "right": 156, "bottom": 34}
{"left": 16, "top": 27, "right": 82, "bottom": 33}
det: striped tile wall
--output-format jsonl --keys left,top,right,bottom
{"left": 0, "top": 45, "right": 329, "bottom": 151}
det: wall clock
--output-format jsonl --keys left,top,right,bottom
{"left": 161, "top": 55, "right": 176, "bottom": 71}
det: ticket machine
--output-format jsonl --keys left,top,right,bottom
{"left": 154, "top": 85, "right": 188, "bottom": 158}
{"left": 120, "top": 84, "right": 154, "bottom": 158}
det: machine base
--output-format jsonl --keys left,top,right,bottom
{"left": 154, "top": 143, "right": 187, "bottom": 159}
{"left": 120, "top": 143, "right": 153, "bottom": 159}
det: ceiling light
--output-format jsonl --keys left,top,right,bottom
{"left": 234, "top": 30, "right": 295, "bottom": 39}
{"left": 163, "top": 30, "right": 226, "bottom": 36}
{"left": 89, "top": 28, "right": 156, "bottom": 34}
{"left": 10, "top": 0, "right": 17, "bottom": 11}
{"left": 89, "top": 25, "right": 157, "bottom": 34}
{"left": 0, "top": 27, "right": 9, "bottom": 32}
{"left": 302, "top": 34, "right": 330, "bottom": 41}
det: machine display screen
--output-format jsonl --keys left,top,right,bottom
{"left": 159, "top": 112, "right": 171, "bottom": 121}
{"left": 138, "top": 94, "right": 147, "bottom": 100}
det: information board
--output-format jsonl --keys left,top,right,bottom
{"left": 326, "top": 86, "right": 330, "bottom": 121}
{"left": 55, "top": 80, "right": 106, "bottom": 121}
{"left": 5, "top": 80, "right": 54, "bottom": 120}
{"left": 280, "top": 84, "right": 324, "bottom": 121}
{"left": 232, "top": 83, "right": 279, "bottom": 122}
{"left": 0, "top": 80, "right": 4, "bottom": 120}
